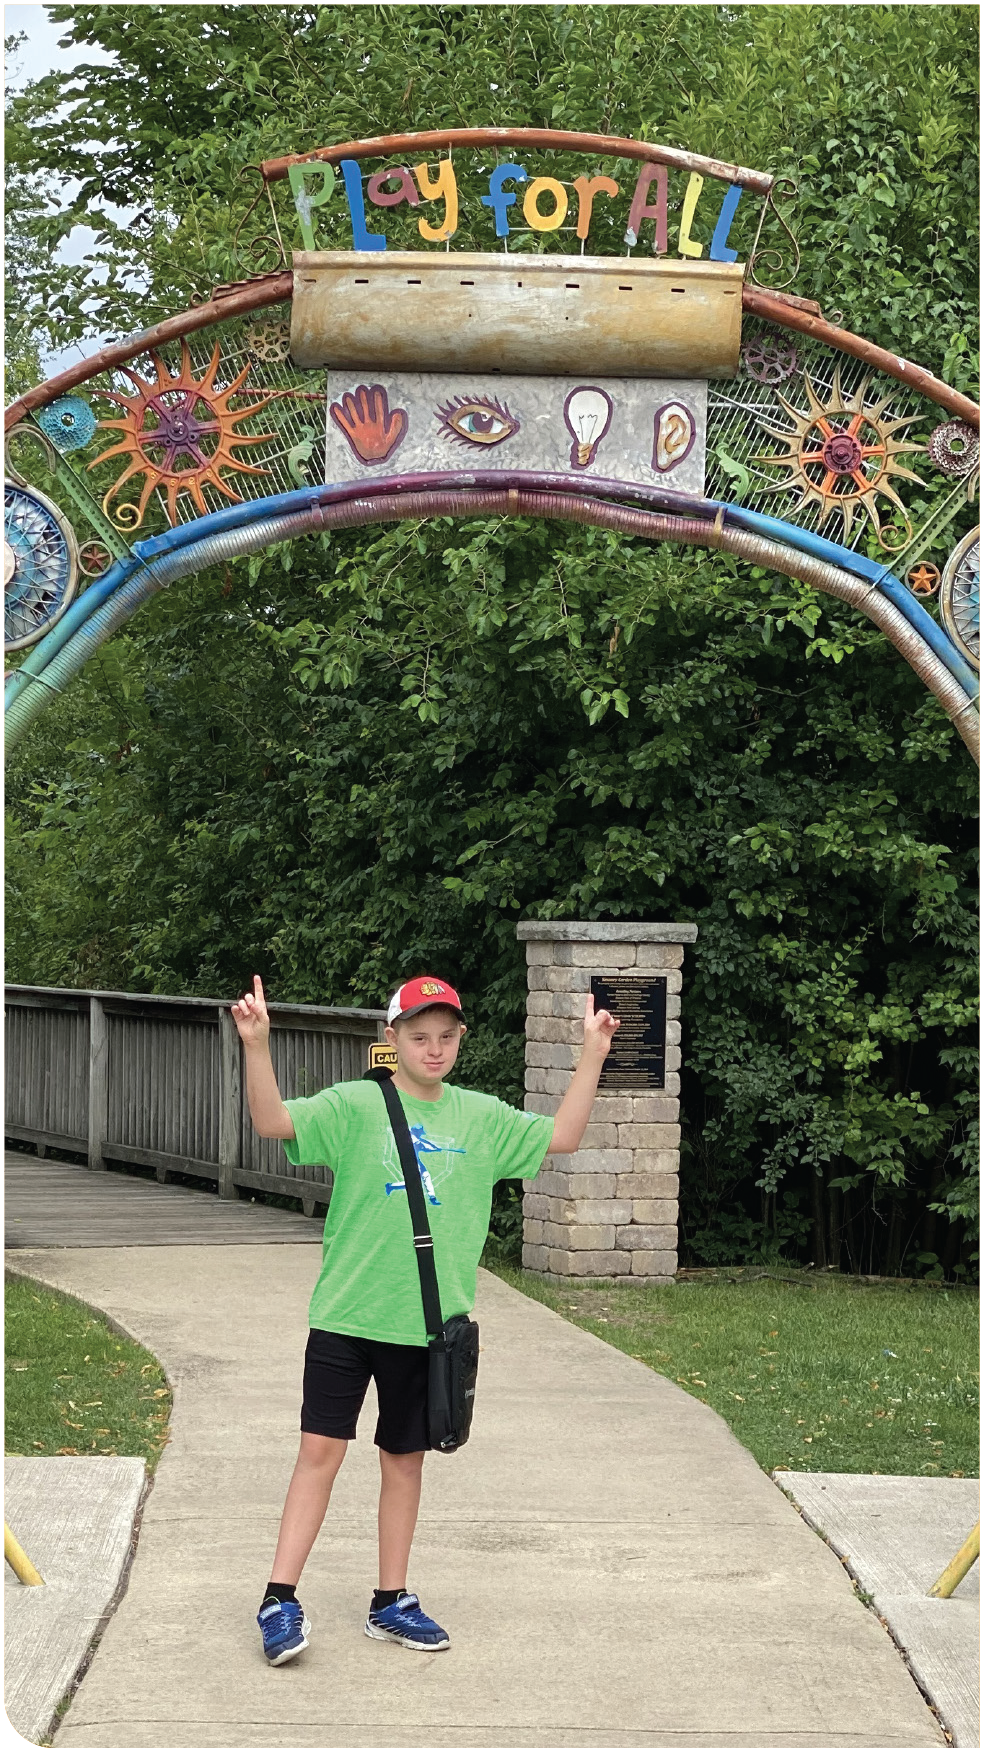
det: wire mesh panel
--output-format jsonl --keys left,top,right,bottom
{"left": 706, "top": 334, "right": 937, "bottom": 554}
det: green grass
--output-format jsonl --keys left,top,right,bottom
{"left": 5, "top": 1274, "right": 171, "bottom": 1468}
{"left": 492, "top": 1265, "right": 979, "bottom": 1477}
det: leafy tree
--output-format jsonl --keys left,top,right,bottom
{"left": 5, "top": 4, "right": 979, "bottom": 1274}
{"left": 6, "top": 4, "right": 979, "bottom": 381}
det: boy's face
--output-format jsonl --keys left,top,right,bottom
{"left": 386, "top": 1006, "right": 465, "bottom": 1088}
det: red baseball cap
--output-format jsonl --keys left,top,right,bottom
{"left": 387, "top": 976, "right": 466, "bottom": 1025}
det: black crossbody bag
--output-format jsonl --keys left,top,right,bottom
{"left": 365, "top": 1068, "right": 480, "bottom": 1453}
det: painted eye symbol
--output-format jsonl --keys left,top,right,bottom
{"left": 436, "top": 395, "right": 520, "bottom": 447}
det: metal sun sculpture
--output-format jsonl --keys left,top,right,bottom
{"left": 939, "top": 526, "right": 980, "bottom": 672}
{"left": 88, "top": 340, "right": 275, "bottom": 528}
{"left": 4, "top": 481, "right": 79, "bottom": 652}
{"left": 753, "top": 368, "right": 926, "bottom": 551}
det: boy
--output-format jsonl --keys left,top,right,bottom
{"left": 231, "top": 971, "right": 618, "bottom": 1665}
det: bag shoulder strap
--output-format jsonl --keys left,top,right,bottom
{"left": 365, "top": 1068, "right": 444, "bottom": 1340}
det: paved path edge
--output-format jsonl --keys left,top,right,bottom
{"left": 771, "top": 1471, "right": 975, "bottom": 1746}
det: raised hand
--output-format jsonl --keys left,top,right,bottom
{"left": 548, "top": 990, "right": 621, "bottom": 1156}
{"left": 582, "top": 990, "right": 620, "bottom": 1057}
{"left": 329, "top": 383, "right": 409, "bottom": 463}
{"left": 231, "top": 974, "right": 271, "bottom": 1049}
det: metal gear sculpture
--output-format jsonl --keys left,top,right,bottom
{"left": 741, "top": 329, "right": 800, "bottom": 385}
{"left": 753, "top": 367, "right": 926, "bottom": 551}
{"left": 245, "top": 318, "right": 292, "bottom": 365}
{"left": 88, "top": 339, "right": 275, "bottom": 527}
{"left": 37, "top": 395, "right": 98, "bottom": 454}
{"left": 4, "top": 480, "right": 79, "bottom": 652}
{"left": 939, "top": 526, "right": 980, "bottom": 671}
{"left": 928, "top": 420, "right": 980, "bottom": 479}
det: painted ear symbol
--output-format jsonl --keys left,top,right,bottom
{"left": 653, "top": 402, "right": 696, "bottom": 473}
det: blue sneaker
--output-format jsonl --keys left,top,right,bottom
{"left": 365, "top": 1591, "right": 450, "bottom": 1651}
{"left": 257, "top": 1596, "right": 310, "bottom": 1665}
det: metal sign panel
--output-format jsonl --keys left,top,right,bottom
{"left": 324, "top": 372, "right": 707, "bottom": 496}
{"left": 292, "top": 252, "right": 743, "bottom": 378}
{"left": 590, "top": 975, "right": 667, "bottom": 1090}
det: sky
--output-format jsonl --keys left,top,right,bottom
{"left": 5, "top": 2, "right": 116, "bottom": 84}
{"left": 6, "top": 3, "right": 123, "bottom": 372}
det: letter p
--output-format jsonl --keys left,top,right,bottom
{"left": 288, "top": 162, "right": 336, "bottom": 251}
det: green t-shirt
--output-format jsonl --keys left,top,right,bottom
{"left": 283, "top": 1079, "right": 554, "bottom": 1345}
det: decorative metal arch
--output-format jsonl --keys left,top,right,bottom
{"left": 5, "top": 129, "right": 980, "bottom": 762}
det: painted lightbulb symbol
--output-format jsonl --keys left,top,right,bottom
{"left": 564, "top": 386, "right": 613, "bottom": 469}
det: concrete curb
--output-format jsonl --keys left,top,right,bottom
{"left": 773, "top": 1472, "right": 980, "bottom": 1747}
{"left": 4, "top": 1457, "right": 148, "bottom": 1745}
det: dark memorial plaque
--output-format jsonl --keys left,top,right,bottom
{"left": 590, "top": 975, "right": 667, "bottom": 1090}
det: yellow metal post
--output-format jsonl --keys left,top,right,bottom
{"left": 928, "top": 1521, "right": 980, "bottom": 1599}
{"left": 4, "top": 1524, "right": 44, "bottom": 1586}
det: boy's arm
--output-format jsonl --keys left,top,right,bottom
{"left": 230, "top": 975, "right": 295, "bottom": 1140}
{"left": 548, "top": 994, "right": 619, "bottom": 1156}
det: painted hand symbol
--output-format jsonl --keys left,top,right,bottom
{"left": 330, "top": 383, "right": 408, "bottom": 464}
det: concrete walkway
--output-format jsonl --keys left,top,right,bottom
{"left": 778, "top": 1473, "right": 980, "bottom": 1748}
{"left": 8, "top": 1244, "right": 943, "bottom": 1749}
{"left": 5, "top": 1456, "right": 146, "bottom": 1745}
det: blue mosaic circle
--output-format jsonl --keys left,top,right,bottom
{"left": 4, "top": 481, "right": 78, "bottom": 651}
{"left": 37, "top": 395, "right": 98, "bottom": 453}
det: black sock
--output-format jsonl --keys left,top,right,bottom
{"left": 372, "top": 1587, "right": 405, "bottom": 1610}
{"left": 261, "top": 1581, "right": 297, "bottom": 1610}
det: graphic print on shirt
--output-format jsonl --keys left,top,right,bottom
{"left": 384, "top": 1124, "right": 466, "bottom": 1207}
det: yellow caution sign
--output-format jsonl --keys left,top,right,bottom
{"left": 368, "top": 1042, "right": 399, "bottom": 1072}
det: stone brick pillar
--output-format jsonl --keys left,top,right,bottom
{"left": 516, "top": 921, "right": 698, "bottom": 1285}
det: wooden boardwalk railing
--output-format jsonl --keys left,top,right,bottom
{"left": 4, "top": 985, "right": 386, "bottom": 1216}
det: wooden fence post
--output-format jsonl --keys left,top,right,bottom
{"left": 88, "top": 996, "right": 108, "bottom": 1173}
{"left": 217, "top": 1007, "right": 242, "bottom": 1201}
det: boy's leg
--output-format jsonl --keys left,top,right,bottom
{"left": 367, "top": 1448, "right": 448, "bottom": 1649}
{"left": 269, "top": 1432, "right": 348, "bottom": 1585}
{"left": 365, "top": 1344, "right": 449, "bottom": 1649}
{"left": 377, "top": 1448, "right": 425, "bottom": 1588}
{"left": 266, "top": 1329, "right": 373, "bottom": 1590}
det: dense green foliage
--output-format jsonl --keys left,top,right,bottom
{"left": 5, "top": 6, "right": 979, "bottom": 1276}
{"left": 494, "top": 1266, "right": 980, "bottom": 1477}
{"left": 5, "top": 1273, "right": 171, "bottom": 1466}
{"left": 6, "top": 4, "right": 979, "bottom": 389}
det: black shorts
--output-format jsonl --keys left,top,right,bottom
{"left": 301, "top": 1328, "right": 430, "bottom": 1453}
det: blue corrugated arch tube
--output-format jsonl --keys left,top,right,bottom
{"left": 4, "top": 479, "right": 979, "bottom": 759}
